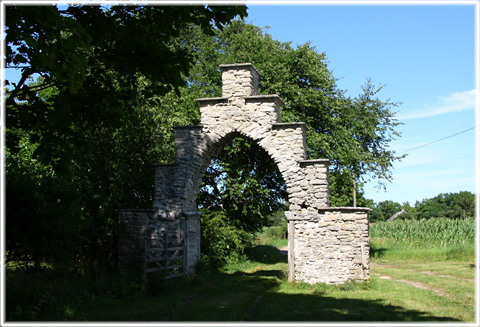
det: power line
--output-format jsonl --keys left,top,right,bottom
{"left": 373, "top": 209, "right": 470, "bottom": 215}
{"left": 395, "top": 153, "right": 474, "bottom": 170}
{"left": 398, "top": 126, "right": 476, "bottom": 155}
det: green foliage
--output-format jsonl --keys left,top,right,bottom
{"left": 171, "top": 19, "right": 403, "bottom": 207}
{"left": 262, "top": 223, "right": 288, "bottom": 241}
{"left": 200, "top": 209, "right": 254, "bottom": 266}
{"left": 370, "top": 200, "right": 403, "bottom": 222}
{"left": 414, "top": 191, "right": 475, "bottom": 219}
{"left": 370, "top": 191, "right": 475, "bottom": 223}
{"left": 5, "top": 5, "right": 245, "bottom": 271}
{"left": 258, "top": 209, "right": 288, "bottom": 240}
{"left": 198, "top": 137, "right": 288, "bottom": 234}
{"left": 5, "top": 132, "right": 84, "bottom": 268}
{"left": 329, "top": 173, "right": 373, "bottom": 207}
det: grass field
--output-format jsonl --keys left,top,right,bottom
{"left": 5, "top": 217, "right": 477, "bottom": 322}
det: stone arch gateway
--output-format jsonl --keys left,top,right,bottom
{"left": 118, "top": 63, "right": 371, "bottom": 284}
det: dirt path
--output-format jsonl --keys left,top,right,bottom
{"left": 245, "top": 294, "right": 263, "bottom": 321}
{"left": 277, "top": 248, "right": 460, "bottom": 298}
{"left": 374, "top": 274, "right": 449, "bottom": 297}
{"left": 162, "top": 291, "right": 205, "bottom": 320}
{"left": 418, "top": 270, "right": 475, "bottom": 282}
{"left": 371, "top": 262, "right": 475, "bottom": 283}
{"left": 370, "top": 262, "right": 471, "bottom": 298}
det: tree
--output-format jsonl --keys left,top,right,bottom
{"left": 141, "top": 20, "right": 403, "bottom": 260}
{"left": 370, "top": 200, "right": 402, "bottom": 222}
{"left": 401, "top": 201, "right": 417, "bottom": 220}
{"left": 415, "top": 191, "right": 475, "bottom": 219}
{"left": 198, "top": 137, "right": 288, "bottom": 233}
{"left": 5, "top": 12, "right": 403, "bottom": 269}
{"left": 150, "top": 20, "right": 404, "bottom": 208}
{"left": 4, "top": 4, "right": 246, "bottom": 270}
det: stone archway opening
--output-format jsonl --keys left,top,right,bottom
{"left": 118, "top": 63, "right": 371, "bottom": 285}
{"left": 196, "top": 133, "right": 289, "bottom": 264}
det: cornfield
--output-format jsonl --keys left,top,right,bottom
{"left": 370, "top": 217, "right": 476, "bottom": 247}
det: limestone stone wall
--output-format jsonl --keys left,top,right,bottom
{"left": 286, "top": 208, "right": 370, "bottom": 284}
{"left": 119, "top": 63, "right": 371, "bottom": 285}
{"left": 220, "top": 63, "right": 260, "bottom": 97}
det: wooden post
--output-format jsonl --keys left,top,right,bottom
{"left": 353, "top": 173, "right": 357, "bottom": 208}
{"left": 361, "top": 243, "right": 367, "bottom": 269}
{"left": 181, "top": 219, "right": 188, "bottom": 278}
{"left": 164, "top": 231, "right": 168, "bottom": 280}
{"left": 142, "top": 239, "right": 147, "bottom": 293}
{"left": 288, "top": 220, "right": 295, "bottom": 282}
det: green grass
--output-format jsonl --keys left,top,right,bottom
{"left": 371, "top": 263, "right": 475, "bottom": 321}
{"left": 5, "top": 218, "right": 476, "bottom": 322}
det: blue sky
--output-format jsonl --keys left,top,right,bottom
{"left": 246, "top": 3, "right": 477, "bottom": 205}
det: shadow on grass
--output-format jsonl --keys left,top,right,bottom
{"left": 246, "top": 245, "right": 288, "bottom": 264}
{"left": 370, "top": 245, "right": 387, "bottom": 259}
{"left": 170, "top": 268, "right": 463, "bottom": 322}
{"left": 6, "top": 244, "right": 466, "bottom": 323}
{"left": 252, "top": 289, "right": 463, "bottom": 322}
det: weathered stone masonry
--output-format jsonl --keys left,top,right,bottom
{"left": 118, "top": 63, "right": 371, "bottom": 284}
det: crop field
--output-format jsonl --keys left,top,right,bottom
{"left": 370, "top": 217, "right": 476, "bottom": 263}
{"left": 5, "top": 217, "right": 477, "bottom": 322}
{"left": 371, "top": 217, "right": 475, "bottom": 247}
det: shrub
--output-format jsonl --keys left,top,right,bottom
{"left": 200, "top": 209, "right": 254, "bottom": 266}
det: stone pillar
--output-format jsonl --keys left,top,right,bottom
{"left": 153, "top": 164, "right": 178, "bottom": 211}
{"left": 286, "top": 207, "right": 371, "bottom": 284}
{"left": 173, "top": 125, "right": 209, "bottom": 211}
{"left": 182, "top": 211, "right": 202, "bottom": 275}
{"left": 298, "top": 159, "right": 331, "bottom": 209}
{"left": 220, "top": 63, "right": 260, "bottom": 97}
{"left": 117, "top": 209, "right": 158, "bottom": 271}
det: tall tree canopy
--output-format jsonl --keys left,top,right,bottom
{"left": 414, "top": 191, "right": 475, "bottom": 220}
{"left": 138, "top": 20, "right": 404, "bottom": 262}
{"left": 4, "top": 4, "right": 246, "bottom": 269}
{"left": 5, "top": 9, "right": 403, "bottom": 269}
{"left": 149, "top": 20, "right": 404, "bottom": 208}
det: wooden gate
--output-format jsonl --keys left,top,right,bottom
{"left": 142, "top": 220, "right": 187, "bottom": 292}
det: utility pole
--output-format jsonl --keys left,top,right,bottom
{"left": 353, "top": 173, "right": 357, "bottom": 208}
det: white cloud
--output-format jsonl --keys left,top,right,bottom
{"left": 398, "top": 89, "right": 477, "bottom": 120}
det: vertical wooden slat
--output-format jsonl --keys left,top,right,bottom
{"left": 164, "top": 231, "right": 168, "bottom": 280}
{"left": 288, "top": 220, "right": 295, "bottom": 282}
{"left": 361, "top": 242, "right": 367, "bottom": 268}
{"left": 142, "top": 238, "right": 147, "bottom": 293}
{"left": 182, "top": 219, "right": 188, "bottom": 278}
